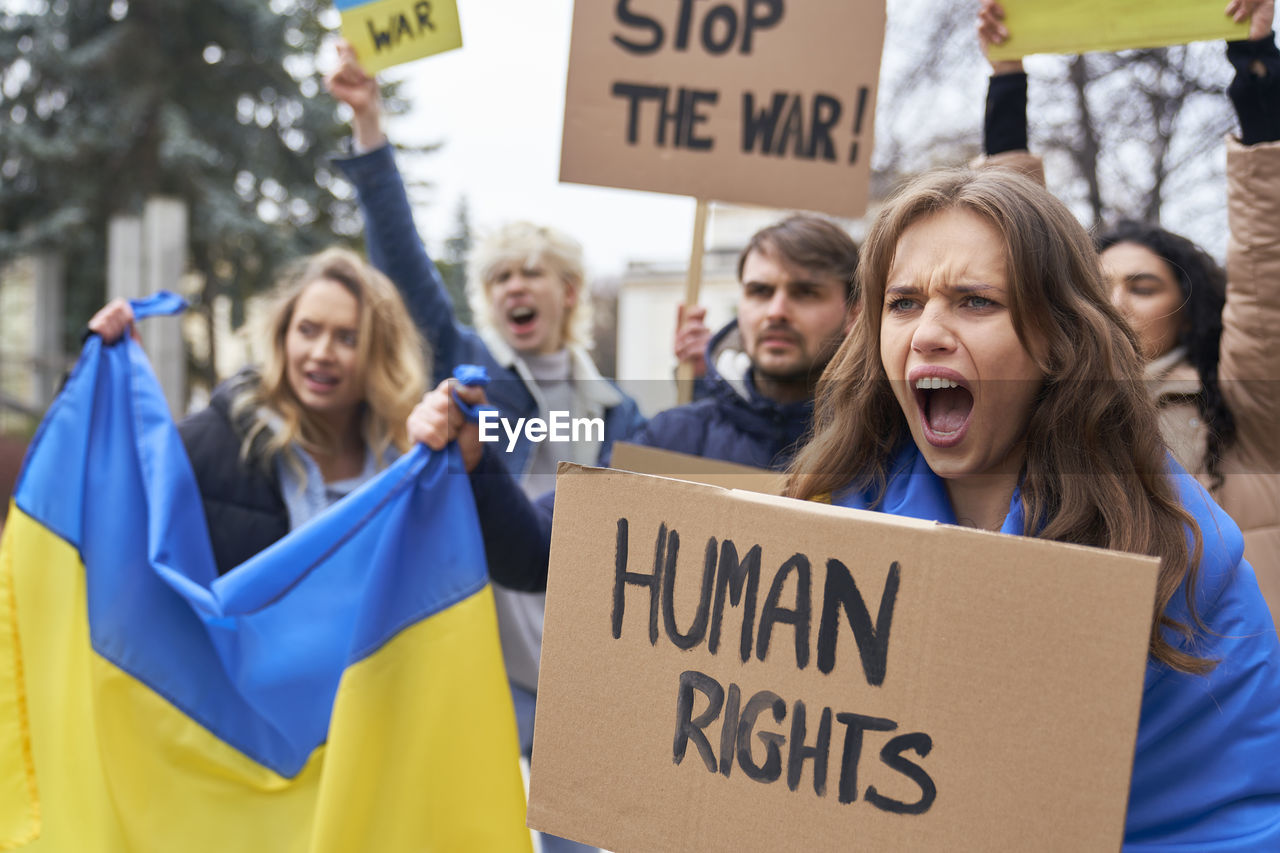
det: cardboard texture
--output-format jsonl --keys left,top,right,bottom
{"left": 530, "top": 465, "right": 1160, "bottom": 852}
{"left": 560, "top": 0, "right": 885, "bottom": 218}
{"left": 988, "top": 0, "right": 1249, "bottom": 60}
{"left": 609, "top": 442, "right": 785, "bottom": 495}
{"left": 336, "top": 0, "right": 463, "bottom": 74}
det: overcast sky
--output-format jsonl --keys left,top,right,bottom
{"left": 369, "top": 0, "right": 700, "bottom": 279}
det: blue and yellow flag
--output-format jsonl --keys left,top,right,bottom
{"left": 0, "top": 294, "right": 530, "bottom": 851}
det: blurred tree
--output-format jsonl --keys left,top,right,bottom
{"left": 871, "top": 0, "right": 1236, "bottom": 258}
{"left": 434, "top": 195, "right": 472, "bottom": 326}
{"left": 0, "top": 0, "right": 424, "bottom": 390}
{"left": 1036, "top": 46, "right": 1233, "bottom": 243}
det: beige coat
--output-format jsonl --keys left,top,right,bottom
{"left": 985, "top": 140, "right": 1280, "bottom": 628}
{"left": 1206, "top": 137, "right": 1280, "bottom": 629}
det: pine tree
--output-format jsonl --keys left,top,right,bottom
{"left": 0, "top": 0, "right": 414, "bottom": 386}
{"left": 435, "top": 195, "right": 472, "bottom": 326}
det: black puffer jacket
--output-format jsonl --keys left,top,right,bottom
{"left": 177, "top": 371, "right": 287, "bottom": 576}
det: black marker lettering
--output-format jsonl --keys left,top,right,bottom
{"left": 718, "top": 681, "right": 742, "bottom": 777}
{"left": 756, "top": 553, "right": 811, "bottom": 668}
{"left": 673, "top": 670, "right": 724, "bottom": 771}
{"left": 684, "top": 88, "right": 718, "bottom": 150}
{"left": 834, "top": 712, "right": 897, "bottom": 804}
{"left": 611, "top": 84, "right": 717, "bottom": 149}
{"left": 612, "top": 0, "right": 664, "bottom": 54}
{"left": 866, "top": 732, "right": 936, "bottom": 815}
{"left": 673, "top": 0, "right": 703, "bottom": 49}
{"left": 742, "top": 92, "right": 787, "bottom": 154}
{"left": 612, "top": 82, "right": 666, "bottom": 146}
{"left": 737, "top": 690, "right": 787, "bottom": 783}
{"left": 610, "top": 517, "right": 662, "bottom": 643}
{"left": 707, "top": 540, "right": 762, "bottom": 662}
{"left": 663, "top": 536, "right": 717, "bottom": 648}
{"left": 774, "top": 96, "right": 805, "bottom": 157}
{"left": 741, "top": 0, "right": 783, "bottom": 53}
{"left": 701, "top": 4, "right": 738, "bottom": 54}
{"left": 367, "top": 21, "right": 392, "bottom": 51}
{"left": 818, "top": 559, "right": 900, "bottom": 686}
{"left": 786, "top": 701, "right": 832, "bottom": 795}
{"left": 806, "top": 93, "right": 841, "bottom": 161}
{"left": 414, "top": 1, "right": 434, "bottom": 31}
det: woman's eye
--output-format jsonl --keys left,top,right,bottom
{"left": 965, "top": 296, "right": 995, "bottom": 309}
{"left": 336, "top": 331, "right": 358, "bottom": 348}
{"left": 887, "top": 297, "right": 917, "bottom": 312}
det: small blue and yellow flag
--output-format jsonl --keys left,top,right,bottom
{"left": 0, "top": 293, "right": 530, "bottom": 851}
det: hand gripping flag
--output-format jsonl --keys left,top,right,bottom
{"left": 0, "top": 293, "right": 531, "bottom": 851}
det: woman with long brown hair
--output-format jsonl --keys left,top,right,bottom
{"left": 786, "top": 167, "right": 1280, "bottom": 846}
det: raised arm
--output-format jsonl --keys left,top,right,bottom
{"left": 1219, "top": 2, "right": 1280, "bottom": 460}
{"left": 976, "top": 0, "right": 1045, "bottom": 184}
{"left": 325, "top": 42, "right": 466, "bottom": 384}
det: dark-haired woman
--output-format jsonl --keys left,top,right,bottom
{"left": 786, "top": 165, "right": 1280, "bottom": 846}
{"left": 979, "top": 0, "right": 1280, "bottom": 627}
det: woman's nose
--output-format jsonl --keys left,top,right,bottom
{"left": 910, "top": 304, "right": 956, "bottom": 354}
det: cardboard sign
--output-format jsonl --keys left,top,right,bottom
{"left": 560, "top": 0, "right": 885, "bottom": 218}
{"left": 336, "top": 0, "right": 463, "bottom": 74}
{"left": 609, "top": 442, "right": 785, "bottom": 495}
{"left": 530, "top": 465, "right": 1160, "bottom": 851}
{"left": 988, "top": 0, "right": 1249, "bottom": 60}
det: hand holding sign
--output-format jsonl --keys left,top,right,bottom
{"left": 977, "top": 1, "right": 1023, "bottom": 75}
{"left": 1227, "top": 0, "right": 1276, "bottom": 40}
{"left": 674, "top": 303, "right": 711, "bottom": 379}
{"left": 325, "top": 40, "right": 385, "bottom": 151}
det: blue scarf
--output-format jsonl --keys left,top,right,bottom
{"left": 831, "top": 442, "right": 1024, "bottom": 536}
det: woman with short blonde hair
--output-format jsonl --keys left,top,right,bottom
{"left": 467, "top": 221, "right": 593, "bottom": 351}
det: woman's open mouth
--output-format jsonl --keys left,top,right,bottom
{"left": 507, "top": 305, "right": 538, "bottom": 335}
{"left": 303, "top": 371, "right": 341, "bottom": 394}
{"left": 912, "top": 374, "right": 974, "bottom": 448}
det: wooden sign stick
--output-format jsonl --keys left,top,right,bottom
{"left": 675, "top": 198, "right": 710, "bottom": 405}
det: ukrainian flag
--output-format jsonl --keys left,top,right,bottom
{"left": 0, "top": 294, "right": 531, "bottom": 851}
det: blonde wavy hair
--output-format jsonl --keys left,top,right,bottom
{"left": 466, "top": 221, "right": 594, "bottom": 350}
{"left": 234, "top": 247, "right": 428, "bottom": 471}
{"left": 786, "top": 168, "right": 1211, "bottom": 675}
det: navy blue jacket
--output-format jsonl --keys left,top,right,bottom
{"left": 616, "top": 320, "right": 813, "bottom": 468}
{"left": 333, "top": 145, "right": 645, "bottom": 479}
